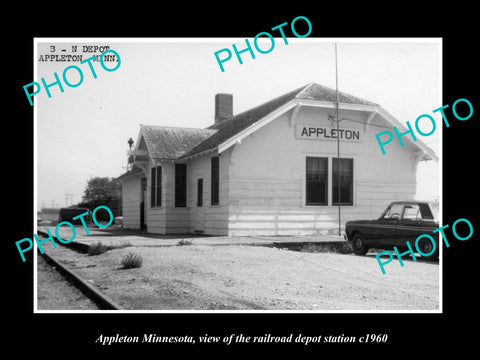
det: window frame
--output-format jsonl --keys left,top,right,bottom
{"left": 305, "top": 156, "right": 329, "bottom": 206}
{"left": 197, "top": 178, "right": 203, "bottom": 207}
{"left": 332, "top": 157, "right": 354, "bottom": 206}
{"left": 175, "top": 163, "right": 187, "bottom": 207}
{"left": 211, "top": 156, "right": 219, "bottom": 206}
{"left": 150, "top": 165, "right": 162, "bottom": 208}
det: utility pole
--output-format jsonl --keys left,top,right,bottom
{"left": 335, "top": 43, "right": 341, "bottom": 236}
{"left": 64, "top": 190, "right": 74, "bottom": 206}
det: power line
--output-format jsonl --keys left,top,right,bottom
{"left": 327, "top": 113, "right": 395, "bottom": 129}
{"left": 336, "top": 116, "right": 395, "bottom": 129}
{"left": 50, "top": 197, "right": 58, "bottom": 208}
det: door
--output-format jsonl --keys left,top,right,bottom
{"left": 140, "top": 177, "right": 147, "bottom": 230}
{"left": 194, "top": 178, "right": 205, "bottom": 233}
{"left": 377, "top": 202, "right": 404, "bottom": 246}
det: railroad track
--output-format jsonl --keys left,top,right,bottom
{"left": 36, "top": 232, "right": 122, "bottom": 311}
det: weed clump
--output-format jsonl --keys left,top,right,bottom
{"left": 177, "top": 239, "right": 193, "bottom": 246}
{"left": 121, "top": 252, "right": 143, "bottom": 269}
{"left": 88, "top": 242, "right": 109, "bottom": 256}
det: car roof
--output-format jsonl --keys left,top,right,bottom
{"left": 388, "top": 200, "right": 437, "bottom": 205}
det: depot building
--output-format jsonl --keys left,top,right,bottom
{"left": 117, "top": 82, "right": 437, "bottom": 236}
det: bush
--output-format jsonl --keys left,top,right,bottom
{"left": 177, "top": 239, "right": 193, "bottom": 246}
{"left": 121, "top": 252, "right": 143, "bottom": 269}
{"left": 88, "top": 242, "right": 109, "bottom": 256}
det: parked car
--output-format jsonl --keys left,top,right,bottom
{"left": 344, "top": 201, "right": 439, "bottom": 260}
{"left": 58, "top": 207, "right": 91, "bottom": 224}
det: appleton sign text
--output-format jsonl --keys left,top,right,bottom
{"left": 296, "top": 125, "right": 362, "bottom": 142}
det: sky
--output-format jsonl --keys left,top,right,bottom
{"left": 35, "top": 38, "right": 441, "bottom": 209}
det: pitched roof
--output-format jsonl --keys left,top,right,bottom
{"left": 181, "top": 85, "right": 307, "bottom": 158}
{"left": 141, "top": 125, "right": 217, "bottom": 160}
{"left": 180, "top": 82, "right": 376, "bottom": 158}
{"left": 128, "top": 82, "right": 435, "bottom": 163}
{"left": 114, "top": 165, "right": 144, "bottom": 181}
{"left": 297, "top": 82, "right": 378, "bottom": 106}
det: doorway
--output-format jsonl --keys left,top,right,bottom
{"left": 140, "top": 177, "right": 147, "bottom": 230}
{"left": 194, "top": 178, "right": 205, "bottom": 233}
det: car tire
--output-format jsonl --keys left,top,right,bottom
{"left": 351, "top": 233, "right": 368, "bottom": 255}
{"left": 417, "top": 238, "right": 439, "bottom": 261}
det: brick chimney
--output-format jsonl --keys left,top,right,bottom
{"left": 215, "top": 93, "right": 233, "bottom": 125}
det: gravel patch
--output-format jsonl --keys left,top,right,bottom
{"left": 40, "top": 243, "right": 439, "bottom": 311}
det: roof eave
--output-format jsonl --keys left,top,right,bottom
{"left": 115, "top": 168, "right": 143, "bottom": 181}
{"left": 375, "top": 107, "right": 439, "bottom": 162}
{"left": 296, "top": 99, "right": 379, "bottom": 112}
{"left": 179, "top": 147, "right": 218, "bottom": 161}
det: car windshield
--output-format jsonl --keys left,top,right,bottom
{"left": 382, "top": 203, "right": 404, "bottom": 220}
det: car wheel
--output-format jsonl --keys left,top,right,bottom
{"left": 417, "top": 238, "right": 439, "bottom": 261}
{"left": 351, "top": 233, "right": 368, "bottom": 255}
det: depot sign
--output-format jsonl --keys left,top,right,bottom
{"left": 296, "top": 125, "right": 362, "bottom": 142}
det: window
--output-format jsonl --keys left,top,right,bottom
{"left": 306, "top": 157, "right": 328, "bottom": 205}
{"left": 404, "top": 203, "right": 435, "bottom": 221}
{"left": 332, "top": 158, "right": 353, "bottom": 205}
{"left": 211, "top": 157, "right": 219, "bottom": 206}
{"left": 197, "top": 178, "right": 203, "bottom": 207}
{"left": 403, "top": 204, "right": 421, "bottom": 220}
{"left": 150, "top": 168, "right": 155, "bottom": 207}
{"left": 150, "top": 166, "right": 162, "bottom": 207}
{"left": 382, "top": 203, "right": 404, "bottom": 220}
{"left": 175, "top": 163, "right": 187, "bottom": 207}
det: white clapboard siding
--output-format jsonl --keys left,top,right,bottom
{"left": 121, "top": 175, "right": 142, "bottom": 229}
{"left": 227, "top": 178, "right": 416, "bottom": 236}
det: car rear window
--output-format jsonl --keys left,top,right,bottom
{"left": 419, "top": 203, "right": 436, "bottom": 221}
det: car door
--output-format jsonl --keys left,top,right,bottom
{"left": 396, "top": 203, "right": 422, "bottom": 247}
{"left": 376, "top": 202, "right": 404, "bottom": 246}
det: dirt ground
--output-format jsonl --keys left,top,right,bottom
{"left": 39, "top": 242, "right": 440, "bottom": 311}
{"left": 37, "top": 255, "right": 99, "bottom": 310}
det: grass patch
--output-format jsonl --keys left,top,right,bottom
{"left": 110, "top": 240, "right": 132, "bottom": 249}
{"left": 88, "top": 242, "right": 110, "bottom": 256}
{"left": 121, "top": 252, "right": 143, "bottom": 269}
{"left": 299, "top": 242, "right": 352, "bottom": 254}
